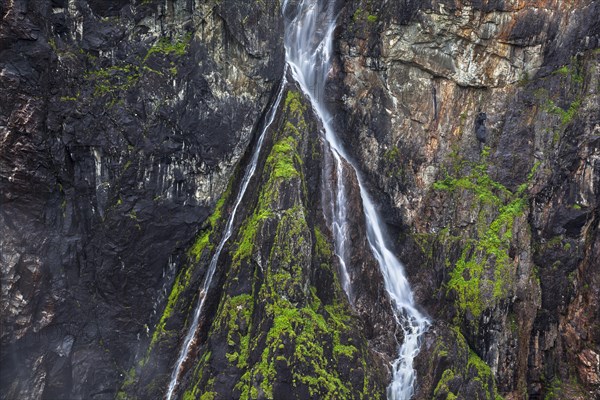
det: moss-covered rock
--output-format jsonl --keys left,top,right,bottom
{"left": 414, "top": 322, "right": 503, "bottom": 400}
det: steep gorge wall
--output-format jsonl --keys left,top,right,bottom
{"left": 1, "top": 0, "right": 599, "bottom": 399}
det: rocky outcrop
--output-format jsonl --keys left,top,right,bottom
{"left": 119, "top": 84, "right": 394, "bottom": 398}
{"left": 331, "top": 0, "right": 600, "bottom": 398}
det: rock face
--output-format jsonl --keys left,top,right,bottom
{"left": 330, "top": 0, "right": 600, "bottom": 398}
{"left": 1, "top": 0, "right": 283, "bottom": 398}
{"left": 1, "top": 0, "right": 599, "bottom": 399}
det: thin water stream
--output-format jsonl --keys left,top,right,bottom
{"left": 165, "top": 69, "right": 288, "bottom": 400}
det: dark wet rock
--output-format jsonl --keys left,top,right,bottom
{"left": 1, "top": 0, "right": 284, "bottom": 398}
{"left": 475, "top": 113, "right": 487, "bottom": 143}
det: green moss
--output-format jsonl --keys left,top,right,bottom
{"left": 189, "top": 184, "right": 231, "bottom": 261}
{"left": 199, "top": 392, "right": 216, "bottom": 400}
{"left": 149, "top": 263, "right": 193, "bottom": 347}
{"left": 116, "top": 367, "right": 138, "bottom": 399}
{"left": 467, "top": 350, "right": 505, "bottom": 399}
{"left": 143, "top": 33, "right": 192, "bottom": 63}
{"left": 434, "top": 147, "right": 533, "bottom": 320}
{"left": 48, "top": 38, "right": 58, "bottom": 52}
{"left": 552, "top": 60, "right": 584, "bottom": 84}
{"left": 142, "top": 65, "right": 164, "bottom": 76}
{"left": 413, "top": 228, "right": 460, "bottom": 268}
{"left": 236, "top": 208, "right": 359, "bottom": 399}
{"left": 251, "top": 298, "right": 353, "bottom": 399}
{"left": 544, "top": 378, "right": 562, "bottom": 399}
{"left": 383, "top": 146, "right": 405, "bottom": 179}
{"left": 367, "top": 14, "right": 378, "bottom": 23}
{"left": 182, "top": 351, "right": 213, "bottom": 399}
{"left": 267, "top": 136, "right": 300, "bottom": 179}
{"left": 314, "top": 227, "right": 332, "bottom": 258}
{"left": 83, "top": 33, "right": 191, "bottom": 105}
{"left": 184, "top": 375, "right": 216, "bottom": 400}
{"left": 546, "top": 98, "right": 581, "bottom": 125}
{"left": 384, "top": 146, "right": 400, "bottom": 162}
{"left": 233, "top": 208, "right": 272, "bottom": 263}
{"left": 86, "top": 64, "right": 141, "bottom": 97}
{"left": 432, "top": 329, "right": 502, "bottom": 400}
{"left": 150, "top": 184, "right": 231, "bottom": 348}
{"left": 553, "top": 65, "right": 570, "bottom": 76}
{"left": 548, "top": 236, "right": 563, "bottom": 247}
{"left": 433, "top": 369, "right": 456, "bottom": 398}
{"left": 217, "top": 294, "right": 254, "bottom": 368}
{"left": 468, "top": 350, "right": 493, "bottom": 381}
{"left": 189, "top": 231, "right": 210, "bottom": 260}
{"left": 284, "top": 90, "right": 307, "bottom": 122}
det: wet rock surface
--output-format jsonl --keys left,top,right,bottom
{"left": 1, "top": 0, "right": 283, "bottom": 398}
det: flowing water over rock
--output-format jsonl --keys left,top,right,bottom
{"left": 165, "top": 70, "right": 288, "bottom": 400}
{"left": 167, "top": 1, "right": 429, "bottom": 398}
{"left": 283, "top": 0, "right": 430, "bottom": 398}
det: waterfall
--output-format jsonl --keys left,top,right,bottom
{"left": 165, "top": 0, "right": 428, "bottom": 397}
{"left": 164, "top": 68, "right": 288, "bottom": 400}
{"left": 283, "top": 1, "right": 430, "bottom": 398}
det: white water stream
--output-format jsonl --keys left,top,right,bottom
{"left": 166, "top": 0, "right": 428, "bottom": 397}
{"left": 165, "top": 69, "right": 288, "bottom": 400}
{"left": 284, "top": 1, "right": 430, "bottom": 398}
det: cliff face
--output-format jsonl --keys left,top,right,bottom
{"left": 1, "top": 0, "right": 284, "bottom": 398}
{"left": 1, "top": 0, "right": 599, "bottom": 399}
{"left": 331, "top": 0, "right": 600, "bottom": 398}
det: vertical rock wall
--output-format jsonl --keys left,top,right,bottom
{"left": 1, "top": 0, "right": 284, "bottom": 398}
{"left": 330, "top": 0, "right": 600, "bottom": 398}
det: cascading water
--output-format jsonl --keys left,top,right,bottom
{"left": 284, "top": 0, "right": 430, "bottom": 398}
{"left": 164, "top": 69, "right": 288, "bottom": 400}
{"left": 166, "top": 0, "right": 427, "bottom": 397}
